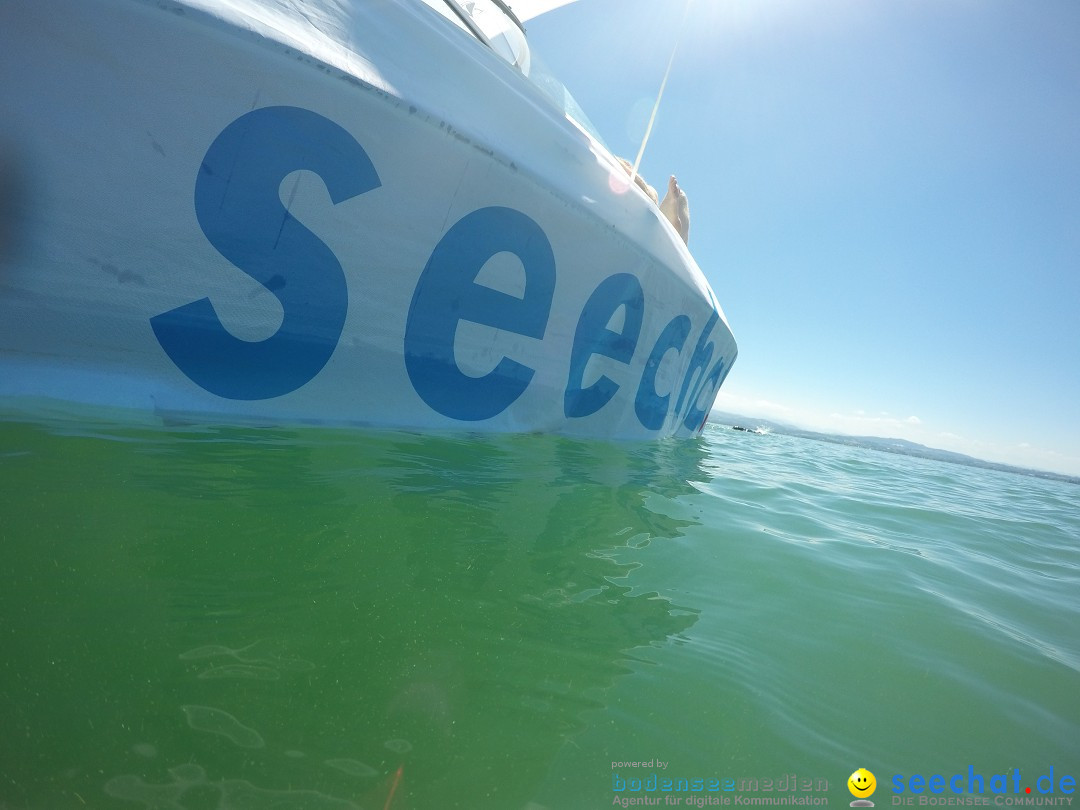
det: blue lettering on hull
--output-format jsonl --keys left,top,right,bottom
{"left": 564, "top": 273, "right": 644, "bottom": 419}
{"left": 635, "top": 314, "right": 691, "bottom": 431}
{"left": 151, "top": 107, "right": 730, "bottom": 433}
{"left": 151, "top": 106, "right": 380, "bottom": 400}
{"left": 404, "top": 206, "right": 555, "bottom": 421}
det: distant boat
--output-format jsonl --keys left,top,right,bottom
{"left": 0, "top": 0, "right": 737, "bottom": 438}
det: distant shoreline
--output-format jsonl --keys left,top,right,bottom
{"left": 711, "top": 410, "right": 1080, "bottom": 486}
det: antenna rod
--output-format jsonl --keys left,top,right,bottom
{"left": 630, "top": 0, "right": 694, "bottom": 185}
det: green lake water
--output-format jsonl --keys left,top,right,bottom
{"left": 1, "top": 416, "right": 1078, "bottom": 809}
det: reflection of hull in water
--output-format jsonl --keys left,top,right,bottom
{"left": 1, "top": 419, "right": 709, "bottom": 808}
{"left": 0, "top": 0, "right": 736, "bottom": 438}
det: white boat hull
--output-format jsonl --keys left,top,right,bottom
{"left": 0, "top": 0, "right": 736, "bottom": 438}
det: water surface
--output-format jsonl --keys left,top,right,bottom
{"left": 1, "top": 418, "right": 1077, "bottom": 808}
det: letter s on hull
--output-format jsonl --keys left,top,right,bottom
{"left": 151, "top": 106, "right": 381, "bottom": 400}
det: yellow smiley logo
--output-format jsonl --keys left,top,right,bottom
{"left": 848, "top": 768, "right": 877, "bottom": 798}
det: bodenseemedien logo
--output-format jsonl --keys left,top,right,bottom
{"left": 849, "top": 768, "right": 877, "bottom": 807}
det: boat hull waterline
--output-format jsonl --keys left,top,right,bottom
{"left": 0, "top": 0, "right": 737, "bottom": 438}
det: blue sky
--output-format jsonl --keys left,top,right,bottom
{"left": 525, "top": 0, "right": 1080, "bottom": 476}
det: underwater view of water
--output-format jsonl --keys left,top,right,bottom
{"left": 1, "top": 415, "right": 1078, "bottom": 809}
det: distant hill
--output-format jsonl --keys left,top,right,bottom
{"left": 710, "top": 411, "right": 1080, "bottom": 485}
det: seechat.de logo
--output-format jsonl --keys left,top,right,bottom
{"left": 891, "top": 766, "right": 1077, "bottom": 805}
